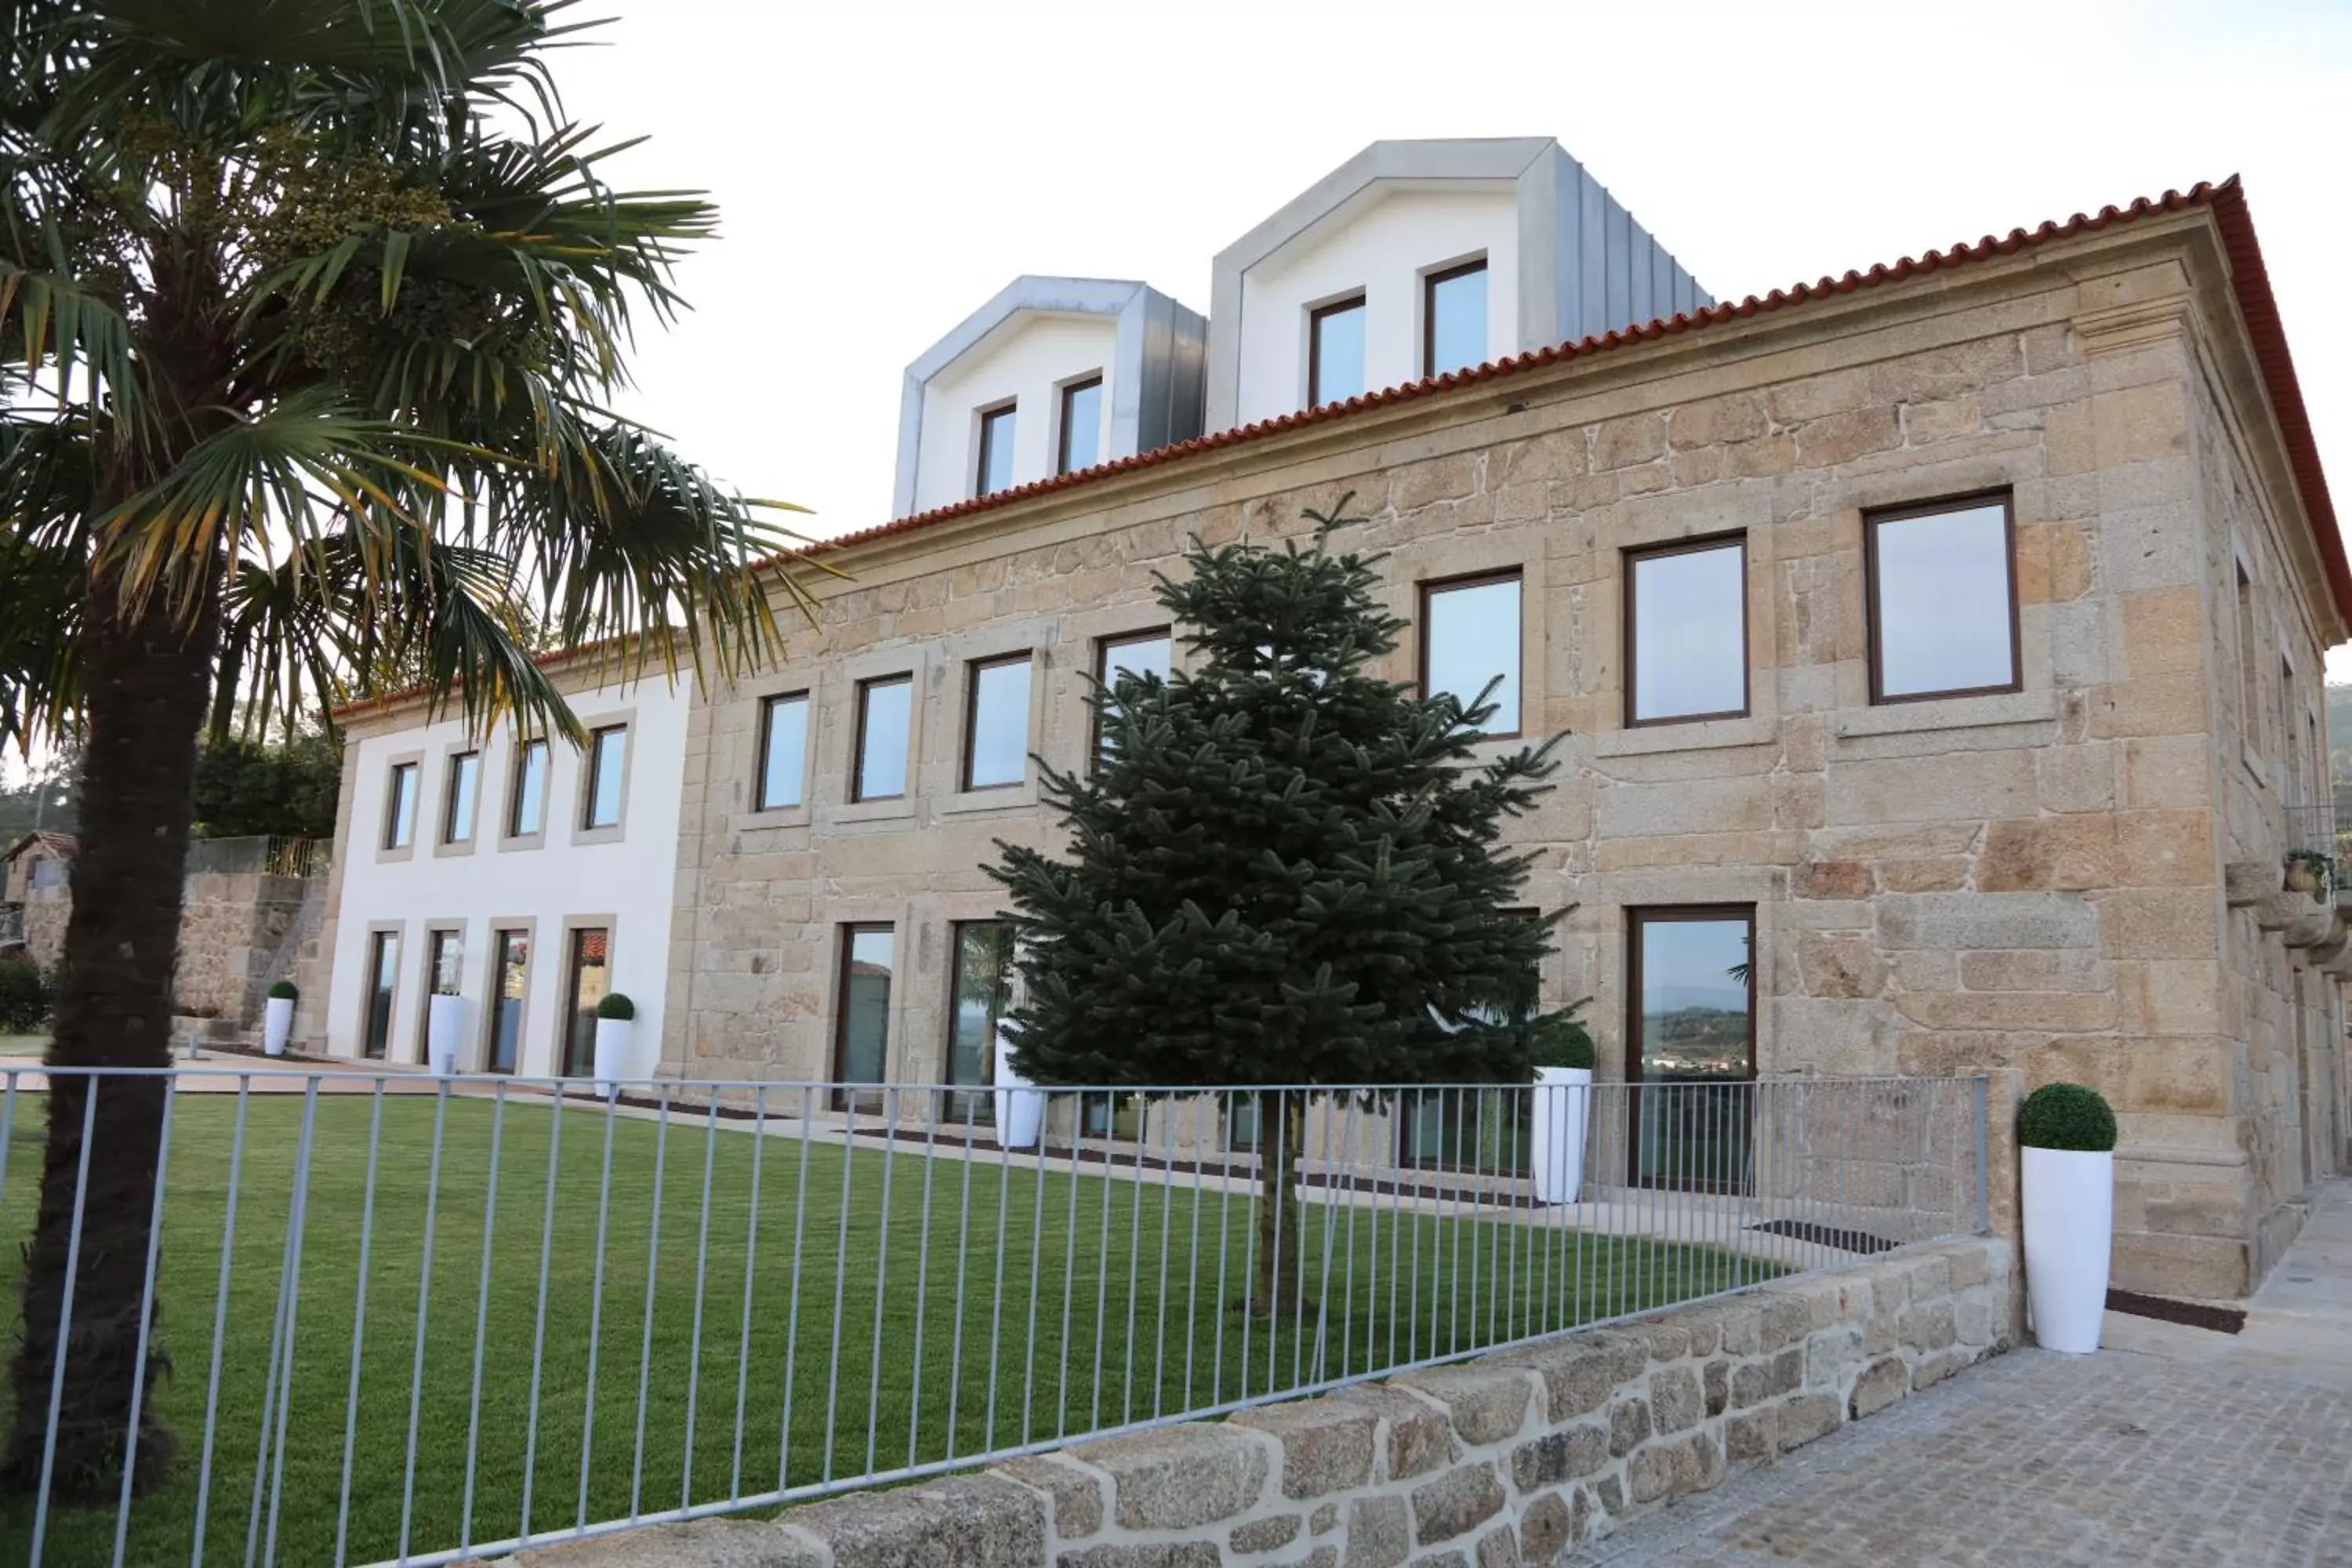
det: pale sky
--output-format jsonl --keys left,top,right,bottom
{"left": 550, "top": 0, "right": 2352, "bottom": 676}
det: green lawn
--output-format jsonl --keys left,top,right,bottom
{"left": 0, "top": 1092, "right": 1769, "bottom": 1567}
{"left": 0, "top": 1033, "right": 45, "bottom": 1058}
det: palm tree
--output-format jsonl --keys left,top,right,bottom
{"left": 0, "top": 0, "right": 812, "bottom": 1497}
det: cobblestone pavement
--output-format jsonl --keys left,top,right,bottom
{"left": 1570, "top": 1345, "right": 2352, "bottom": 1566}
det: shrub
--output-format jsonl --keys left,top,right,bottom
{"left": 0, "top": 958, "right": 51, "bottom": 1033}
{"left": 1529, "top": 1003, "right": 1596, "bottom": 1072}
{"left": 2017, "top": 1082, "right": 2116, "bottom": 1152}
{"left": 267, "top": 979, "right": 299, "bottom": 1002}
{"left": 596, "top": 992, "right": 636, "bottom": 1022}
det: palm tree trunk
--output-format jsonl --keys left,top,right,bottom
{"left": 0, "top": 575, "right": 215, "bottom": 1499}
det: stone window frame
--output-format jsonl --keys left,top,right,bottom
{"left": 1378, "top": 532, "right": 1545, "bottom": 764}
{"left": 479, "top": 917, "right": 539, "bottom": 1075}
{"left": 1090, "top": 622, "right": 1176, "bottom": 775}
{"left": 830, "top": 644, "right": 930, "bottom": 825}
{"left": 376, "top": 750, "right": 424, "bottom": 863}
{"left": 1058, "top": 602, "right": 1186, "bottom": 781}
{"left": 413, "top": 920, "right": 467, "bottom": 1062}
{"left": 850, "top": 672, "right": 918, "bottom": 808}
{"left": 1621, "top": 531, "right": 1752, "bottom": 730}
{"left": 499, "top": 735, "right": 551, "bottom": 854}
{"left": 753, "top": 688, "right": 815, "bottom": 818}
{"left": 1861, "top": 488, "right": 2023, "bottom": 707}
{"left": 951, "top": 648, "right": 1042, "bottom": 804}
{"left": 569, "top": 710, "right": 637, "bottom": 848}
{"left": 554, "top": 911, "right": 619, "bottom": 1079}
{"left": 1624, "top": 902, "right": 1759, "bottom": 1195}
{"left": 1417, "top": 568, "right": 1526, "bottom": 741}
{"left": 359, "top": 919, "right": 407, "bottom": 1062}
{"left": 433, "top": 749, "right": 485, "bottom": 858}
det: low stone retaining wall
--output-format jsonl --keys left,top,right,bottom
{"left": 493, "top": 1237, "right": 2010, "bottom": 1567}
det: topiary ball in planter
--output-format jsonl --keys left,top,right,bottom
{"left": 596, "top": 993, "right": 636, "bottom": 1022}
{"left": 2018, "top": 1081, "right": 2117, "bottom": 1151}
{"left": 267, "top": 979, "right": 299, "bottom": 1002}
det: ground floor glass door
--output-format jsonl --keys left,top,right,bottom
{"left": 561, "top": 927, "right": 608, "bottom": 1077}
{"left": 1628, "top": 907, "right": 1756, "bottom": 1192}
{"left": 488, "top": 929, "right": 528, "bottom": 1073}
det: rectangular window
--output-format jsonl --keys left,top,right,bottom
{"left": 757, "top": 692, "right": 811, "bottom": 811}
{"left": 419, "top": 927, "right": 463, "bottom": 1058}
{"left": 1420, "top": 572, "right": 1523, "bottom": 736}
{"left": 1626, "top": 536, "right": 1748, "bottom": 725}
{"left": 1399, "top": 1087, "right": 1530, "bottom": 1173}
{"left": 383, "top": 763, "right": 418, "bottom": 851}
{"left": 486, "top": 928, "right": 530, "bottom": 1073}
{"left": 509, "top": 739, "right": 548, "bottom": 838}
{"left": 947, "top": 921, "right": 1014, "bottom": 1122}
{"left": 1057, "top": 376, "right": 1102, "bottom": 476}
{"left": 1866, "top": 493, "right": 2020, "bottom": 702}
{"left": 1094, "top": 627, "right": 1174, "bottom": 765}
{"left": 363, "top": 929, "right": 401, "bottom": 1061}
{"left": 852, "top": 675, "right": 913, "bottom": 802}
{"left": 442, "top": 753, "right": 480, "bottom": 844}
{"left": 833, "top": 924, "right": 895, "bottom": 1109}
{"left": 975, "top": 403, "right": 1017, "bottom": 497}
{"left": 2236, "top": 564, "right": 2259, "bottom": 749}
{"left": 962, "top": 654, "right": 1034, "bottom": 791}
{"left": 561, "top": 926, "right": 609, "bottom": 1077}
{"left": 582, "top": 725, "right": 626, "bottom": 829}
{"left": 1628, "top": 907, "right": 1755, "bottom": 1192}
{"left": 1423, "top": 259, "right": 1488, "bottom": 379}
{"left": 1308, "top": 295, "right": 1366, "bottom": 408}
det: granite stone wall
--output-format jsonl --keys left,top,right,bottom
{"left": 488, "top": 1238, "right": 2010, "bottom": 1567}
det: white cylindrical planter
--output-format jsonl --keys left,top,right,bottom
{"left": 1530, "top": 1066, "right": 1593, "bottom": 1205}
{"left": 262, "top": 996, "right": 295, "bottom": 1058}
{"left": 593, "top": 1018, "right": 633, "bottom": 1101}
{"left": 2021, "top": 1145, "right": 2113, "bottom": 1354}
{"left": 992, "top": 1025, "right": 1044, "bottom": 1149}
{"left": 426, "top": 993, "right": 466, "bottom": 1077}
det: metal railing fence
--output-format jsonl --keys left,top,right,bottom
{"left": 2283, "top": 801, "right": 2346, "bottom": 891}
{"left": 181, "top": 837, "right": 329, "bottom": 880}
{"left": 0, "top": 1066, "right": 1988, "bottom": 1568}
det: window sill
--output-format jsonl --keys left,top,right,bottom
{"left": 570, "top": 824, "right": 627, "bottom": 848}
{"left": 1593, "top": 713, "right": 1777, "bottom": 758}
{"left": 829, "top": 797, "right": 918, "bottom": 826}
{"left": 430, "top": 838, "right": 479, "bottom": 860}
{"left": 729, "top": 806, "right": 812, "bottom": 834}
{"left": 374, "top": 844, "right": 417, "bottom": 866}
{"left": 1831, "top": 687, "right": 2057, "bottom": 740}
{"left": 494, "top": 832, "right": 546, "bottom": 855}
{"left": 940, "top": 784, "right": 1038, "bottom": 817}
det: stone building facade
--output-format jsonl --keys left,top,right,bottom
{"left": 661, "top": 183, "right": 2349, "bottom": 1301}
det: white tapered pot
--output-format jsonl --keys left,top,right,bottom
{"left": 992, "top": 1025, "right": 1044, "bottom": 1149}
{"left": 1530, "top": 1066, "right": 1593, "bottom": 1204}
{"left": 426, "top": 993, "right": 466, "bottom": 1077}
{"left": 2021, "top": 1145, "right": 2113, "bottom": 1354}
{"left": 593, "top": 1017, "right": 633, "bottom": 1100}
{"left": 262, "top": 996, "right": 295, "bottom": 1058}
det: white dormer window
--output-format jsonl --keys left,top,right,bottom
{"left": 975, "top": 403, "right": 1017, "bottom": 497}
{"left": 1308, "top": 294, "right": 1366, "bottom": 408}
{"left": 1423, "top": 258, "right": 1488, "bottom": 378}
{"left": 1057, "top": 376, "right": 1102, "bottom": 475}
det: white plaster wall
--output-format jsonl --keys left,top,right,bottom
{"left": 1235, "top": 187, "right": 1519, "bottom": 427}
{"left": 324, "top": 677, "right": 690, "bottom": 1080}
{"left": 913, "top": 314, "right": 1120, "bottom": 513}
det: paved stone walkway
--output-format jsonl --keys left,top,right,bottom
{"left": 1576, "top": 1181, "right": 2352, "bottom": 1566}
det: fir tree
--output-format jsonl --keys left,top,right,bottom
{"left": 989, "top": 495, "right": 1569, "bottom": 1316}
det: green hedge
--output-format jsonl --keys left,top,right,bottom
{"left": 0, "top": 958, "right": 50, "bottom": 1033}
{"left": 2017, "top": 1082, "right": 2116, "bottom": 1152}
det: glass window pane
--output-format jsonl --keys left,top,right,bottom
{"left": 949, "top": 923, "right": 1014, "bottom": 1116}
{"left": 562, "top": 926, "right": 608, "bottom": 1076}
{"left": 429, "top": 929, "right": 463, "bottom": 994}
{"left": 1631, "top": 543, "right": 1748, "bottom": 722}
{"left": 1426, "top": 262, "right": 1488, "bottom": 376}
{"left": 386, "top": 764, "right": 416, "bottom": 849}
{"left": 488, "top": 930, "right": 529, "bottom": 1073}
{"left": 365, "top": 931, "right": 401, "bottom": 1059}
{"left": 1058, "top": 379, "right": 1101, "bottom": 475}
{"left": 1424, "top": 576, "right": 1522, "bottom": 733}
{"left": 837, "top": 927, "right": 895, "bottom": 1086}
{"left": 1871, "top": 501, "right": 2016, "bottom": 699}
{"left": 759, "top": 694, "right": 809, "bottom": 811}
{"left": 1096, "top": 630, "right": 1173, "bottom": 763}
{"left": 965, "top": 657, "right": 1033, "bottom": 789}
{"left": 1635, "top": 919, "right": 1751, "bottom": 1082}
{"left": 511, "top": 741, "right": 547, "bottom": 837}
{"left": 584, "top": 728, "right": 626, "bottom": 829}
{"left": 855, "top": 677, "right": 912, "bottom": 801}
{"left": 445, "top": 754, "right": 479, "bottom": 843}
{"left": 1310, "top": 299, "right": 1364, "bottom": 405}
{"left": 977, "top": 405, "right": 1017, "bottom": 496}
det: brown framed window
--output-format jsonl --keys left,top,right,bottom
{"left": 1307, "top": 294, "right": 1365, "bottom": 408}
{"left": 975, "top": 402, "right": 1017, "bottom": 497}
{"left": 1398, "top": 1087, "right": 1531, "bottom": 1174}
{"left": 961, "top": 653, "right": 1034, "bottom": 791}
{"left": 852, "top": 674, "right": 914, "bottom": 802}
{"left": 1422, "top": 258, "right": 1488, "bottom": 379}
{"left": 383, "top": 763, "right": 419, "bottom": 850}
{"left": 756, "top": 691, "right": 810, "bottom": 811}
{"left": 1419, "top": 571, "right": 1523, "bottom": 737}
{"left": 508, "top": 739, "right": 548, "bottom": 837}
{"left": 1057, "top": 376, "right": 1102, "bottom": 476}
{"left": 441, "top": 752, "right": 481, "bottom": 844}
{"left": 833, "top": 924, "right": 895, "bottom": 1109}
{"left": 946, "top": 921, "right": 1014, "bottom": 1122}
{"left": 1627, "top": 906, "right": 1755, "bottom": 1193}
{"left": 1625, "top": 535, "right": 1749, "bottom": 725}
{"left": 582, "top": 725, "right": 627, "bottom": 829}
{"left": 1864, "top": 492, "right": 2020, "bottom": 703}
{"left": 485, "top": 928, "right": 530, "bottom": 1074}
{"left": 363, "top": 929, "right": 402, "bottom": 1060}
{"left": 560, "top": 925, "right": 609, "bottom": 1077}
{"left": 418, "top": 926, "right": 464, "bottom": 1058}
{"left": 1093, "top": 627, "right": 1173, "bottom": 767}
